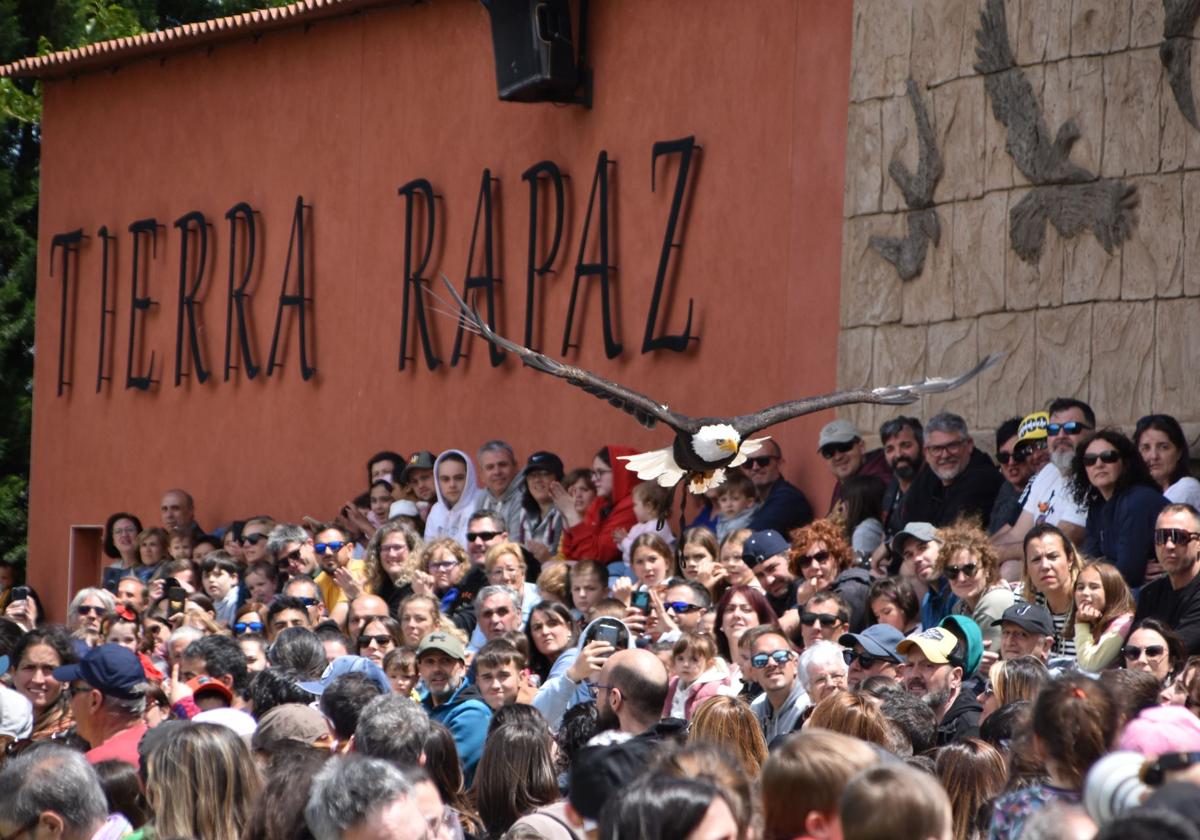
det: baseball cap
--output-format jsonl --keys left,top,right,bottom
{"left": 400, "top": 450, "right": 436, "bottom": 483}
{"left": 251, "top": 703, "right": 331, "bottom": 753}
{"left": 388, "top": 500, "right": 420, "bottom": 519}
{"left": 299, "top": 655, "right": 392, "bottom": 696}
{"left": 523, "top": 451, "right": 564, "bottom": 481}
{"left": 889, "top": 522, "right": 941, "bottom": 555}
{"left": 817, "top": 419, "right": 859, "bottom": 450}
{"left": 1016, "top": 412, "right": 1049, "bottom": 446}
{"left": 896, "top": 627, "right": 959, "bottom": 665}
{"left": 194, "top": 707, "right": 258, "bottom": 738}
{"left": 992, "top": 602, "right": 1055, "bottom": 637}
{"left": 742, "top": 530, "right": 790, "bottom": 567}
{"left": 0, "top": 685, "right": 32, "bottom": 740}
{"left": 187, "top": 675, "right": 233, "bottom": 706}
{"left": 839, "top": 624, "right": 904, "bottom": 662}
{"left": 416, "top": 631, "right": 467, "bottom": 663}
{"left": 53, "top": 643, "right": 146, "bottom": 699}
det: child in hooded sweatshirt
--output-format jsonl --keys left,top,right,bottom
{"left": 616, "top": 481, "right": 676, "bottom": 563}
{"left": 663, "top": 632, "right": 739, "bottom": 721}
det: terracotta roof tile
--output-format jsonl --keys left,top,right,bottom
{"left": 0, "top": 0, "right": 402, "bottom": 80}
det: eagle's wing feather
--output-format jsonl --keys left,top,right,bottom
{"left": 439, "top": 277, "right": 701, "bottom": 433}
{"left": 727, "top": 355, "right": 1002, "bottom": 438}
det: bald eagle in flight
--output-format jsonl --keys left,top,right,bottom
{"left": 439, "top": 278, "right": 998, "bottom": 494}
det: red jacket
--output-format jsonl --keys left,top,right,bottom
{"left": 561, "top": 444, "right": 640, "bottom": 565}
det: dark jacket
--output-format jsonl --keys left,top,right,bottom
{"left": 1083, "top": 484, "right": 1168, "bottom": 588}
{"left": 902, "top": 449, "right": 1003, "bottom": 527}
{"left": 749, "top": 478, "right": 814, "bottom": 536}
{"left": 1133, "top": 570, "right": 1200, "bottom": 655}
{"left": 936, "top": 689, "right": 982, "bottom": 746}
{"left": 829, "top": 566, "right": 872, "bottom": 633}
{"left": 440, "top": 566, "right": 485, "bottom": 637}
{"left": 829, "top": 448, "right": 892, "bottom": 513}
{"left": 421, "top": 680, "right": 493, "bottom": 784}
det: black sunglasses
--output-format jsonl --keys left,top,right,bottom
{"left": 800, "top": 612, "right": 841, "bottom": 627}
{"left": 819, "top": 441, "right": 855, "bottom": 459}
{"left": 743, "top": 455, "right": 777, "bottom": 469}
{"left": 358, "top": 634, "right": 393, "bottom": 648}
{"left": 1081, "top": 450, "right": 1120, "bottom": 467}
{"left": 467, "top": 531, "right": 502, "bottom": 543}
{"left": 1123, "top": 644, "right": 1166, "bottom": 660}
{"left": 797, "top": 550, "right": 830, "bottom": 568}
{"left": 842, "top": 650, "right": 885, "bottom": 669}
{"left": 281, "top": 548, "right": 303, "bottom": 563}
{"left": 943, "top": 563, "right": 978, "bottom": 580}
{"left": 1154, "top": 528, "right": 1200, "bottom": 546}
{"left": 995, "top": 450, "right": 1028, "bottom": 466}
{"left": 241, "top": 532, "right": 269, "bottom": 546}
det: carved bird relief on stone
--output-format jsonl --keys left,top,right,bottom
{"left": 974, "top": 0, "right": 1138, "bottom": 263}
{"left": 1162, "top": 0, "right": 1200, "bottom": 130}
{"left": 869, "top": 78, "right": 944, "bottom": 281}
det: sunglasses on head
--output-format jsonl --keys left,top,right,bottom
{"left": 467, "top": 531, "right": 501, "bottom": 543}
{"left": 234, "top": 621, "right": 264, "bottom": 634}
{"left": 664, "top": 601, "right": 704, "bottom": 614}
{"left": 743, "top": 455, "right": 776, "bottom": 469}
{"left": 750, "top": 649, "right": 793, "bottom": 668}
{"left": 943, "top": 563, "right": 978, "bottom": 580}
{"left": 800, "top": 612, "right": 841, "bottom": 627}
{"left": 995, "top": 450, "right": 1028, "bottom": 466}
{"left": 1122, "top": 644, "right": 1166, "bottom": 660}
{"left": 358, "top": 634, "right": 393, "bottom": 648}
{"left": 842, "top": 650, "right": 885, "bottom": 669}
{"left": 819, "top": 441, "right": 855, "bottom": 459}
{"left": 797, "top": 550, "right": 830, "bottom": 568}
{"left": 1154, "top": 528, "right": 1200, "bottom": 546}
{"left": 241, "top": 532, "right": 269, "bottom": 546}
{"left": 315, "top": 541, "right": 348, "bottom": 555}
{"left": 1081, "top": 450, "right": 1120, "bottom": 467}
{"left": 1047, "top": 421, "right": 1091, "bottom": 436}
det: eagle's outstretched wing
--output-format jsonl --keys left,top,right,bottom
{"left": 439, "top": 277, "right": 700, "bottom": 433}
{"left": 725, "top": 355, "right": 1002, "bottom": 438}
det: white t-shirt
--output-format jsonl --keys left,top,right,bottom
{"left": 1166, "top": 476, "right": 1200, "bottom": 509}
{"left": 1019, "top": 463, "right": 1087, "bottom": 527}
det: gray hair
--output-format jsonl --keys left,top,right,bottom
{"left": 354, "top": 694, "right": 431, "bottom": 767}
{"left": 305, "top": 754, "right": 413, "bottom": 840}
{"left": 69, "top": 587, "right": 116, "bottom": 617}
{"left": 798, "top": 641, "right": 848, "bottom": 692}
{"left": 101, "top": 682, "right": 149, "bottom": 717}
{"left": 0, "top": 745, "right": 107, "bottom": 835}
{"left": 924, "top": 412, "right": 970, "bottom": 439}
{"left": 267, "top": 523, "right": 310, "bottom": 559}
{"left": 167, "top": 625, "right": 203, "bottom": 649}
{"left": 477, "top": 584, "right": 521, "bottom": 613}
{"left": 477, "top": 440, "right": 515, "bottom": 464}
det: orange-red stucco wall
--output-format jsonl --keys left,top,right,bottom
{"left": 29, "top": 0, "right": 852, "bottom": 616}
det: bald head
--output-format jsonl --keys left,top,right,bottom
{"left": 348, "top": 595, "right": 390, "bottom": 641}
{"left": 600, "top": 648, "right": 670, "bottom": 732}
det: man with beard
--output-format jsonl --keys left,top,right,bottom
{"left": 897, "top": 626, "right": 980, "bottom": 745}
{"left": 416, "top": 631, "right": 491, "bottom": 782}
{"left": 879, "top": 416, "right": 925, "bottom": 538}
{"left": 901, "top": 413, "right": 1002, "bottom": 528}
{"left": 891, "top": 523, "right": 955, "bottom": 627}
{"left": 993, "top": 399, "right": 1095, "bottom": 576}
{"left": 816, "top": 419, "right": 892, "bottom": 515}
{"left": 988, "top": 416, "right": 1041, "bottom": 535}
{"left": 746, "top": 626, "right": 809, "bottom": 741}
{"left": 744, "top": 439, "right": 814, "bottom": 535}
{"left": 743, "top": 530, "right": 797, "bottom": 616}
{"left": 593, "top": 647, "right": 670, "bottom": 735}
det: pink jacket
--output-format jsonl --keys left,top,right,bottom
{"left": 662, "top": 662, "right": 740, "bottom": 720}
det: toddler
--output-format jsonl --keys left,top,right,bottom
{"left": 663, "top": 632, "right": 738, "bottom": 721}
{"left": 617, "top": 481, "right": 675, "bottom": 562}
{"left": 168, "top": 528, "right": 194, "bottom": 561}
{"left": 714, "top": 471, "right": 759, "bottom": 539}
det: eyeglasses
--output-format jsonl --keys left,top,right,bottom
{"left": 1047, "top": 421, "right": 1091, "bottom": 436}
{"left": 591, "top": 683, "right": 613, "bottom": 698}
{"left": 818, "top": 442, "right": 855, "bottom": 459}
{"left": 1122, "top": 644, "right": 1166, "bottom": 660}
{"left": 68, "top": 683, "right": 95, "bottom": 697}
{"left": 995, "top": 450, "right": 1027, "bottom": 466}
{"left": 797, "top": 550, "right": 830, "bottom": 568}
{"left": 380, "top": 544, "right": 408, "bottom": 554}
{"left": 590, "top": 468, "right": 612, "bottom": 479}
{"left": 1154, "top": 528, "right": 1200, "bottom": 546}
{"left": 1082, "top": 450, "right": 1121, "bottom": 467}
{"left": 429, "top": 561, "right": 460, "bottom": 572}
{"left": 800, "top": 612, "right": 841, "bottom": 627}
{"left": 241, "top": 532, "right": 269, "bottom": 546}
{"left": 76, "top": 605, "right": 106, "bottom": 616}
{"left": 842, "top": 650, "right": 885, "bottom": 669}
{"left": 358, "top": 634, "right": 393, "bottom": 648}
{"left": 943, "top": 563, "right": 979, "bottom": 580}
{"left": 750, "top": 649, "right": 794, "bottom": 668}
{"left": 315, "top": 541, "right": 348, "bottom": 554}
{"left": 924, "top": 439, "right": 966, "bottom": 457}
{"left": 467, "top": 531, "right": 501, "bottom": 543}
{"left": 664, "top": 602, "right": 704, "bottom": 614}
{"left": 234, "top": 621, "right": 264, "bottom": 634}
{"left": 744, "top": 455, "right": 778, "bottom": 469}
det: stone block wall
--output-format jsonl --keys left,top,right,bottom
{"left": 839, "top": 0, "right": 1200, "bottom": 452}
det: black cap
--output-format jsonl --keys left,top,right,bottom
{"left": 524, "top": 451, "right": 564, "bottom": 481}
{"left": 400, "top": 451, "right": 436, "bottom": 483}
{"left": 992, "top": 602, "right": 1055, "bottom": 637}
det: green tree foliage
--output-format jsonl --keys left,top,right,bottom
{"left": 0, "top": 0, "right": 289, "bottom": 570}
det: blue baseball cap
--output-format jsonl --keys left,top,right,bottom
{"left": 299, "top": 655, "right": 392, "bottom": 696}
{"left": 53, "top": 643, "right": 145, "bottom": 699}
{"left": 839, "top": 624, "right": 905, "bottom": 663}
{"left": 742, "top": 530, "right": 790, "bottom": 567}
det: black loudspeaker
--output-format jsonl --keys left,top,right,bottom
{"left": 483, "top": 0, "right": 582, "bottom": 103}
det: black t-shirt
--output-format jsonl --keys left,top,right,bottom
{"left": 1133, "top": 569, "right": 1200, "bottom": 655}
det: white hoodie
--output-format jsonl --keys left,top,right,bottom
{"left": 423, "top": 449, "right": 484, "bottom": 548}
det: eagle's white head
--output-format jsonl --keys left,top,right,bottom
{"left": 691, "top": 424, "right": 742, "bottom": 463}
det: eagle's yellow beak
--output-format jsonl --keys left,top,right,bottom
{"left": 720, "top": 439, "right": 739, "bottom": 454}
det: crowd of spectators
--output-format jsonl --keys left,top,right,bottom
{"left": 1, "top": 405, "right": 1200, "bottom": 840}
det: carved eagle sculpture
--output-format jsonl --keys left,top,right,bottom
{"left": 439, "top": 278, "right": 999, "bottom": 494}
{"left": 1162, "top": 0, "right": 1200, "bottom": 130}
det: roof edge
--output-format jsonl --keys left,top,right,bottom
{"left": 0, "top": 0, "right": 407, "bottom": 81}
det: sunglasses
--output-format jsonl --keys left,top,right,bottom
{"left": 1081, "top": 450, "right": 1121, "bottom": 467}
{"left": 294, "top": 597, "right": 320, "bottom": 607}
{"left": 358, "top": 634, "right": 393, "bottom": 648}
{"left": 241, "top": 532, "right": 269, "bottom": 546}
{"left": 1154, "top": 528, "right": 1200, "bottom": 546}
{"left": 842, "top": 650, "right": 885, "bottom": 669}
{"left": 995, "top": 450, "right": 1027, "bottom": 466}
{"left": 744, "top": 455, "right": 777, "bottom": 469}
{"left": 315, "top": 541, "right": 348, "bottom": 554}
{"left": 943, "top": 563, "right": 979, "bottom": 580}
{"left": 234, "top": 621, "right": 264, "bottom": 634}
{"left": 797, "top": 550, "right": 830, "bottom": 568}
{"left": 664, "top": 602, "right": 704, "bottom": 614}
{"left": 467, "top": 531, "right": 501, "bottom": 543}
{"left": 282, "top": 548, "right": 303, "bottom": 563}
{"left": 819, "top": 442, "right": 855, "bottom": 459}
{"left": 1123, "top": 644, "right": 1166, "bottom": 660}
{"left": 76, "top": 605, "right": 106, "bottom": 616}
{"left": 800, "top": 612, "right": 841, "bottom": 627}
{"left": 750, "top": 649, "right": 793, "bottom": 668}
{"left": 1047, "top": 421, "right": 1091, "bottom": 436}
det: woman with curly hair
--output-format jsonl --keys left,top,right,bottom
{"left": 787, "top": 519, "right": 871, "bottom": 632}
{"left": 363, "top": 520, "right": 423, "bottom": 616}
{"left": 939, "top": 519, "right": 1014, "bottom": 662}
{"left": 412, "top": 538, "right": 475, "bottom": 632}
